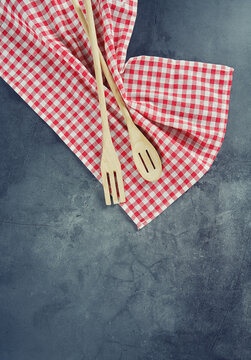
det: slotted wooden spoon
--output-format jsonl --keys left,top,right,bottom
{"left": 72, "top": 0, "right": 162, "bottom": 182}
{"left": 83, "top": 0, "right": 125, "bottom": 205}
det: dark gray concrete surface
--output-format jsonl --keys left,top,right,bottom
{"left": 0, "top": 0, "right": 250, "bottom": 359}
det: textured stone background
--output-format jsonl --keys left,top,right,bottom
{"left": 0, "top": 0, "right": 250, "bottom": 359}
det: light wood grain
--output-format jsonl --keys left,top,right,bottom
{"left": 83, "top": 0, "right": 125, "bottom": 205}
{"left": 71, "top": 0, "right": 162, "bottom": 182}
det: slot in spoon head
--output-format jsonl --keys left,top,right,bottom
{"left": 129, "top": 125, "right": 162, "bottom": 182}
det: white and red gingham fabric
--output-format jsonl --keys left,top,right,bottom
{"left": 0, "top": 0, "right": 233, "bottom": 229}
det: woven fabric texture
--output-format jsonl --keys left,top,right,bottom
{"left": 0, "top": 0, "right": 234, "bottom": 228}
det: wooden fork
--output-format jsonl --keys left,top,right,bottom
{"left": 71, "top": 0, "right": 162, "bottom": 182}
{"left": 83, "top": 0, "right": 125, "bottom": 205}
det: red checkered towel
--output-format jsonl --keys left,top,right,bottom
{"left": 0, "top": 0, "right": 233, "bottom": 229}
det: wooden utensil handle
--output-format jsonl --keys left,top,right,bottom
{"left": 83, "top": 0, "right": 112, "bottom": 143}
{"left": 71, "top": 0, "right": 135, "bottom": 131}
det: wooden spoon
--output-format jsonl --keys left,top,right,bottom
{"left": 71, "top": 0, "right": 162, "bottom": 182}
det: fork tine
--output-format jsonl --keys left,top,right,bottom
{"left": 116, "top": 171, "right": 126, "bottom": 203}
{"left": 102, "top": 172, "right": 111, "bottom": 205}
{"left": 110, "top": 172, "right": 119, "bottom": 204}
